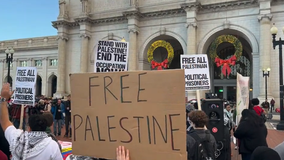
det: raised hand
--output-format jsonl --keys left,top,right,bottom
{"left": 1, "top": 83, "right": 14, "bottom": 100}
{"left": 116, "top": 146, "right": 130, "bottom": 160}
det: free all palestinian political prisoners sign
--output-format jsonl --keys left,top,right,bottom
{"left": 13, "top": 67, "right": 37, "bottom": 105}
{"left": 180, "top": 54, "right": 211, "bottom": 91}
{"left": 70, "top": 70, "right": 186, "bottom": 160}
{"left": 94, "top": 40, "right": 129, "bottom": 73}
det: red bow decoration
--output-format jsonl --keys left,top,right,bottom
{"left": 215, "top": 55, "right": 237, "bottom": 76}
{"left": 151, "top": 59, "right": 169, "bottom": 70}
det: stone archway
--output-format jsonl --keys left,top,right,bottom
{"left": 142, "top": 35, "right": 185, "bottom": 70}
{"left": 200, "top": 31, "right": 254, "bottom": 101}
{"left": 36, "top": 75, "right": 42, "bottom": 96}
{"left": 48, "top": 74, "right": 57, "bottom": 97}
{"left": 4, "top": 76, "right": 13, "bottom": 87}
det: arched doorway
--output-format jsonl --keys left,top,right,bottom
{"left": 206, "top": 34, "right": 253, "bottom": 102}
{"left": 36, "top": 75, "right": 42, "bottom": 96}
{"left": 143, "top": 35, "right": 184, "bottom": 70}
{"left": 48, "top": 75, "right": 57, "bottom": 97}
{"left": 4, "top": 76, "right": 13, "bottom": 88}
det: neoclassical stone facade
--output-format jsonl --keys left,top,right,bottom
{"left": 0, "top": 37, "right": 59, "bottom": 97}
{"left": 1, "top": 0, "right": 284, "bottom": 106}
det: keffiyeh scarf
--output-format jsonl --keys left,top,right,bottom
{"left": 10, "top": 131, "right": 51, "bottom": 160}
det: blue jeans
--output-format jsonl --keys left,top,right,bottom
{"left": 54, "top": 119, "right": 62, "bottom": 136}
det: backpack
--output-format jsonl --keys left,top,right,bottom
{"left": 190, "top": 131, "right": 216, "bottom": 160}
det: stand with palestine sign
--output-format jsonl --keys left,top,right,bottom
{"left": 180, "top": 54, "right": 211, "bottom": 110}
{"left": 13, "top": 67, "right": 37, "bottom": 106}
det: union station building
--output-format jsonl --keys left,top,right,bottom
{"left": 0, "top": 0, "right": 283, "bottom": 106}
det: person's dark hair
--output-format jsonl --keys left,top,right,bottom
{"left": 28, "top": 114, "right": 47, "bottom": 131}
{"left": 251, "top": 98, "right": 260, "bottom": 105}
{"left": 193, "top": 102, "right": 198, "bottom": 110}
{"left": 42, "top": 113, "right": 53, "bottom": 127}
{"left": 188, "top": 110, "right": 208, "bottom": 128}
{"left": 241, "top": 109, "right": 264, "bottom": 126}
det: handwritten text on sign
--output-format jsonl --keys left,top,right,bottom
{"left": 180, "top": 55, "right": 211, "bottom": 91}
{"left": 13, "top": 67, "right": 37, "bottom": 105}
{"left": 95, "top": 40, "right": 129, "bottom": 73}
{"left": 70, "top": 70, "right": 186, "bottom": 160}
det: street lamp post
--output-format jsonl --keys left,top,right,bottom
{"left": 263, "top": 68, "right": 271, "bottom": 101}
{"left": 5, "top": 47, "right": 14, "bottom": 86}
{"left": 270, "top": 24, "right": 284, "bottom": 130}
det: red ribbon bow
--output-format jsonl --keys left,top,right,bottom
{"left": 151, "top": 59, "right": 169, "bottom": 70}
{"left": 215, "top": 55, "right": 237, "bottom": 76}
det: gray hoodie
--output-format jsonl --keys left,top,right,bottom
{"left": 275, "top": 141, "right": 284, "bottom": 160}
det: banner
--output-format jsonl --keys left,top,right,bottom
{"left": 236, "top": 73, "right": 250, "bottom": 125}
{"left": 13, "top": 67, "right": 37, "bottom": 106}
{"left": 180, "top": 54, "right": 211, "bottom": 91}
{"left": 94, "top": 40, "right": 129, "bottom": 73}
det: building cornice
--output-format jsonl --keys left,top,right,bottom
{"left": 51, "top": 0, "right": 261, "bottom": 27}
{"left": 0, "top": 36, "right": 58, "bottom": 52}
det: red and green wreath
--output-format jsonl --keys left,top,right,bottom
{"left": 209, "top": 35, "right": 243, "bottom": 76}
{"left": 147, "top": 40, "right": 174, "bottom": 70}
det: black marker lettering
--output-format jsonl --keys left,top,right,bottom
{"left": 84, "top": 115, "right": 95, "bottom": 141}
{"left": 89, "top": 76, "right": 99, "bottom": 106}
{"left": 96, "top": 116, "right": 105, "bottom": 141}
{"left": 133, "top": 116, "right": 144, "bottom": 143}
{"left": 120, "top": 74, "right": 131, "bottom": 103}
{"left": 120, "top": 117, "right": 133, "bottom": 143}
{"left": 73, "top": 114, "right": 83, "bottom": 141}
{"left": 169, "top": 114, "right": 180, "bottom": 151}
{"left": 137, "top": 73, "right": 147, "bottom": 102}
{"left": 107, "top": 115, "right": 117, "bottom": 142}
{"left": 104, "top": 76, "right": 118, "bottom": 104}
{"left": 153, "top": 115, "right": 167, "bottom": 144}
{"left": 146, "top": 116, "right": 151, "bottom": 144}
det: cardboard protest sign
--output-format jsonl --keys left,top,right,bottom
{"left": 180, "top": 54, "right": 211, "bottom": 91}
{"left": 95, "top": 40, "right": 129, "bottom": 72}
{"left": 70, "top": 70, "right": 186, "bottom": 160}
{"left": 13, "top": 67, "right": 37, "bottom": 105}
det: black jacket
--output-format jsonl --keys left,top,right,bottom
{"left": 234, "top": 118, "right": 268, "bottom": 154}
{"left": 0, "top": 124, "right": 10, "bottom": 160}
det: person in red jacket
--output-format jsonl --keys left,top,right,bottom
{"left": 251, "top": 98, "right": 264, "bottom": 116}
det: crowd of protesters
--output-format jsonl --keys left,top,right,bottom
{"left": 0, "top": 82, "right": 284, "bottom": 160}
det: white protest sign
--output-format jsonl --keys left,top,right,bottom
{"left": 13, "top": 67, "right": 37, "bottom": 105}
{"left": 94, "top": 40, "right": 129, "bottom": 72}
{"left": 236, "top": 73, "right": 249, "bottom": 125}
{"left": 180, "top": 54, "right": 211, "bottom": 91}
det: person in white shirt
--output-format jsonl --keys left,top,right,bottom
{"left": 0, "top": 83, "right": 63, "bottom": 160}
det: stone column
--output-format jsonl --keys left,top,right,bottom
{"left": 0, "top": 59, "right": 4, "bottom": 86}
{"left": 258, "top": 9, "right": 272, "bottom": 101}
{"left": 42, "top": 57, "right": 48, "bottom": 96}
{"left": 55, "top": 35, "right": 68, "bottom": 97}
{"left": 252, "top": 53, "right": 260, "bottom": 98}
{"left": 80, "top": 33, "right": 90, "bottom": 72}
{"left": 128, "top": 28, "right": 139, "bottom": 71}
{"left": 182, "top": 2, "right": 201, "bottom": 99}
{"left": 124, "top": 10, "right": 140, "bottom": 71}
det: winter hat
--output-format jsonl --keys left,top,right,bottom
{"left": 251, "top": 98, "right": 260, "bottom": 105}
{"left": 251, "top": 146, "right": 280, "bottom": 160}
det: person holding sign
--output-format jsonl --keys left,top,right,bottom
{"left": 0, "top": 83, "right": 63, "bottom": 160}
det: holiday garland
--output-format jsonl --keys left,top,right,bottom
{"left": 147, "top": 40, "right": 174, "bottom": 70}
{"left": 209, "top": 35, "right": 243, "bottom": 76}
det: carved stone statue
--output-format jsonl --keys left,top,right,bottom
{"left": 80, "top": 0, "right": 89, "bottom": 14}
{"left": 59, "top": 0, "right": 68, "bottom": 18}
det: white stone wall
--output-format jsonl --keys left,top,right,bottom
{"left": 0, "top": 36, "right": 58, "bottom": 97}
